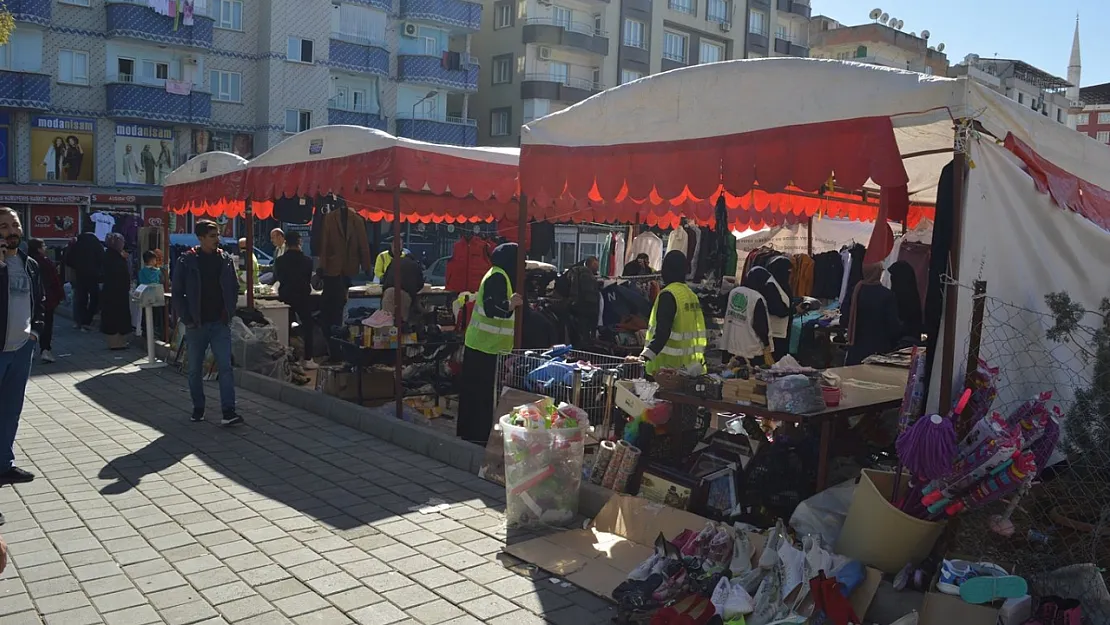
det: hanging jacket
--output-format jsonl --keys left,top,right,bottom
{"left": 445, "top": 235, "right": 492, "bottom": 293}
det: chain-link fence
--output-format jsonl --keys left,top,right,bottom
{"left": 946, "top": 279, "right": 1110, "bottom": 620}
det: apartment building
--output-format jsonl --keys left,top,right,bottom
{"left": 0, "top": 0, "right": 482, "bottom": 242}
{"left": 808, "top": 18, "right": 948, "bottom": 75}
{"left": 949, "top": 57, "right": 1074, "bottom": 127}
{"left": 469, "top": 0, "right": 810, "bottom": 146}
{"left": 1075, "top": 83, "right": 1110, "bottom": 144}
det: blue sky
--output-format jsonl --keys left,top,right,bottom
{"left": 818, "top": 0, "right": 1107, "bottom": 86}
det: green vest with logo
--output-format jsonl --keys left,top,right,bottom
{"left": 645, "top": 282, "right": 707, "bottom": 376}
{"left": 465, "top": 266, "right": 516, "bottom": 355}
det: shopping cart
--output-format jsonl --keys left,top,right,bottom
{"left": 495, "top": 348, "right": 644, "bottom": 439}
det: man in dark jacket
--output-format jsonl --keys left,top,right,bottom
{"left": 172, "top": 220, "right": 243, "bottom": 426}
{"left": 67, "top": 223, "right": 103, "bottom": 330}
{"left": 0, "top": 207, "right": 45, "bottom": 523}
{"left": 273, "top": 231, "right": 317, "bottom": 369}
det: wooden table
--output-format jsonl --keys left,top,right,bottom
{"left": 658, "top": 364, "right": 909, "bottom": 491}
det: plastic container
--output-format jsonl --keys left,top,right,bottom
{"left": 836, "top": 469, "right": 946, "bottom": 573}
{"left": 821, "top": 385, "right": 842, "bottom": 407}
{"left": 499, "top": 414, "right": 588, "bottom": 528}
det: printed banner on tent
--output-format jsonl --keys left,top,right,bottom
{"left": 30, "top": 116, "right": 95, "bottom": 183}
{"left": 29, "top": 205, "right": 79, "bottom": 239}
{"left": 116, "top": 123, "right": 176, "bottom": 186}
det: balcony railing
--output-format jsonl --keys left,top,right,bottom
{"left": 667, "top": 0, "right": 695, "bottom": 14}
{"left": 520, "top": 73, "right": 602, "bottom": 104}
{"left": 622, "top": 37, "right": 647, "bottom": 49}
{"left": 521, "top": 17, "right": 610, "bottom": 56}
{"left": 8, "top": 0, "right": 52, "bottom": 25}
{"left": 330, "top": 31, "right": 389, "bottom": 50}
{"left": 662, "top": 51, "right": 687, "bottom": 63}
{"left": 327, "top": 98, "right": 377, "bottom": 113}
{"left": 522, "top": 73, "right": 602, "bottom": 91}
{"left": 106, "top": 1, "right": 214, "bottom": 49}
{"left": 0, "top": 70, "right": 51, "bottom": 110}
{"left": 396, "top": 54, "right": 479, "bottom": 92}
{"left": 522, "top": 17, "right": 605, "bottom": 37}
{"left": 328, "top": 38, "right": 390, "bottom": 77}
{"left": 106, "top": 81, "right": 211, "bottom": 125}
{"left": 327, "top": 105, "right": 387, "bottom": 130}
{"left": 345, "top": 0, "right": 394, "bottom": 12}
{"left": 779, "top": 0, "right": 810, "bottom": 18}
{"left": 398, "top": 0, "right": 482, "bottom": 32}
{"left": 394, "top": 117, "right": 478, "bottom": 146}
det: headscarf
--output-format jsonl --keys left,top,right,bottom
{"left": 743, "top": 266, "right": 770, "bottom": 290}
{"left": 490, "top": 242, "right": 518, "bottom": 290}
{"left": 661, "top": 250, "right": 687, "bottom": 285}
{"left": 847, "top": 262, "right": 885, "bottom": 346}
{"left": 105, "top": 232, "right": 125, "bottom": 253}
{"left": 889, "top": 260, "right": 923, "bottom": 336}
{"left": 767, "top": 255, "right": 793, "bottom": 299}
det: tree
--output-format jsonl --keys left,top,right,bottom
{"left": 0, "top": 6, "right": 13, "bottom": 46}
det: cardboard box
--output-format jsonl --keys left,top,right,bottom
{"left": 615, "top": 380, "right": 651, "bottom": 417}
{"left": 372, "top": 326, "right": 399, "bottom": 349}
{"left": 919, "top": 591, "right": 999, "bottom": 625}
{"left": 316, "top": 365, "right": 395, "bottom": 401}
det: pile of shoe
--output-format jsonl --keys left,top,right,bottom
{"left": 936, "top": 559, "right": 1028, "bottom": 605}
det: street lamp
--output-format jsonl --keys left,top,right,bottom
{"left": 411, "top": 90, "right": 438, "bottom": 123}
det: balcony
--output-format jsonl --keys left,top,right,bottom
{"left": 787, "top": 0, "right": 811, "bottom": 18}
{"left": 522, "top": 18, "right": 609, "bottom": 56}
{"left": 747, "top": 29, "right": 768, "bottom": 52}
{"left": 398, "top": 0, "right": 482, "bottom": 32}
{"left": 667, "top": 0, "right": 695, "bottom": 14}
{"left": 520, "top": 74, "right": 602, "bottom": 105}
{"left": 327, "top": 103, "right": 387, "bottom": 130}
{"left": 106, "top": 80, "right": 211, "bottom": 125}
{"left": 328, "top": 37, "right": 390, "bottom": 78}
{"left": 106, "top": 1, "right": 214, "bottom": 50}
{"left": 346, "top": 0, "right": 394, "bottom": 12}
{"left": 396, "top": 54, "right": 478, "bottom": 93}
{"left": 395, "top": 117, "right": 477, "bottom": 146}
{"left": 8, "top": 0, "right": 51, "bottom": 26}
{"left": 751, "top": 0, "right": 770, "bottom": 8}
{"left": 0, "top": 71, "right": 51, "bottom": 110}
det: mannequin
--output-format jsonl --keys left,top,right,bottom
{"left": 316, "top": 194, "right": 372, "bottom": 328}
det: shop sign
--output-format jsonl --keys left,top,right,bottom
{"left": 30, "top": 116, "right": 96, "bottom": 183}
{"left": 0, "top": 193, "right": 88, "bottom": 205}
{"left": 90, "top": 194, "right": 163, "bottom": 204}
{"left": 29, "top": 205, "right": 80, "bottom": 239}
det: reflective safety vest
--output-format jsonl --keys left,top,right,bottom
{"left": 645, "top": 282, "right": 707, "bottom": 376}
{"left": 464, "top": 266, "right": 516, "bottom": 355}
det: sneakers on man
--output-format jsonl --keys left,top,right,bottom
{"left": 40, "top": 350, "right": 55, "bottom": 364}
{"left": 221, "top": 412, "right": 244, "bottom": 427}
{"left": 190, "top": 409, "right": 205, "bottom": 422}
{"left": 0, "top": 467, "right": 36, "bottom": 485}
{"left": 301, "top": 359, "right": 318, "bottom": 370}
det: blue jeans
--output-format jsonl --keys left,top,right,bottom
{"left": 186, "top": 322, "right": 236, "bottom": 414}
{"left": 0, "top": 340, "right": 34, "bottom": 469}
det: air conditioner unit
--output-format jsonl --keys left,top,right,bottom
{"left": 538, "top": 46, "right": 552, "bottom": 60}
{"left": 402, "top": 22, "right": 418, "bottom": 37}
{"left": 184, "top": 55, "right": 199, "bottom": 65}
{"left": 719, "top": 21, "right": 731, "bottom": 32}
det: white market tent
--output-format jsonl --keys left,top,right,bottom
{"left": 519, "top": 58, "right": 1110, "bottom": 414}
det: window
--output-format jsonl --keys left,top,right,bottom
{"left": 492, "top": 54, "right": 512, "bottom": 84}
{"left": 835, "top": 51, "right": 849, "bottom": 60}
{"left": 210, "top": 70, "right": 242, "bottom": 102}
{"left": 59, "top": 0, "right": 90, "bottom": 5}
{"left": 663, "top": 30, "right": 687, "bottom": 63}
{"left": 621, "top": 69, "right": 643, "bottom": 84}
{"left": 352, "top": 89, "right": 368, "bottom": 112}
{"left": 58, "top": 49, "right": 89, "bottom": 85}
{"left": 775, "top": 24, "right": 789, "bottom": 41}
{"left": 141, "top": 60, "right": 169, "bottom": 83}
{"left": 1097, "top": 131, "right": 1110, "bottom": 144}
{"left": 491, "top": 108, "right": 511, "bottom": 136}
{"left": 0, "top": 44, "right": 7, "bottom": 70}
{"left": 494, "top": 2, "right": 513, "bottom": 28}
{"left": 549, "top": 61, "right": 568, "bottom": 84}
{"left": 1076, "top": 113, "right": 1089, "bottom": 126}
{"left": 668, "top": 0, "right": 694, "bottom": 15}
{"left": 552, "top": 6, "right": 572, "bottom": 29}
{"left": 854, "top": 45, "right": 867, "bottom": 58}
{"left": 285, "top": 109, "right": 312, "bottom": 133}
{"left": 924, "top": 65, "right": 934, "bottom": 75}
{"left": 116, "top": 57, "right": 135, "bottom": 82}
{"left": 523, "top": 99, "right": 550, "bottom": 124}
{"left": 594, "top": 15, "right": 603, "bottom": 34}
{"left": 699, "top": 40, "right": 724, "bottom": 64}
{"left": 1017, "top": 92, "right": 1024, "bottom": 105}
{"left": 1098, "top": 112, "right": 1110, "bottom": 125}
{"left": 287, "top": 37, "right": 314, "bottom": 63}
{"left": 215, "top": 0, "right": 243, "bottom": 30}
{"left": 1057, "top": 108, "right": 1064, "bottom": 123}
{"left": 335, "top": 4, "right": 388, "bottom": 46}
{"left": 748, "top": 11, "right": 766, "bottom": 35}
{"left": 420, "top": 36, "right": 438, "bottom": 55}
{"left": 707, "top": 0, "right": 728, "bottom": 23}
{"left": 591, "top": 67, "right": 601, "bottom": 86}
{"left": 623, "top": 18, "right": 645, "bottom": 48}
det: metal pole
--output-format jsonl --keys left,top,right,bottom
{"left": 162, "top": 207, "right": 170, "bottom": 340}
{"left": 937, "top": 147, "right": 968, "bottom": 411}
{"left": 513, "top": 193, "right": 527, "bottom": 348}
{"left": 955, "top": 280, "right": 988, "bottom": 437}
{"left": 806, "top": 215, "right": 814, "bottom": 256}
{"left": 245, "top": 200, "right": 255, "bottom": 309}
{"left": 392, "top": 188, "right": 404, "bottom": 420}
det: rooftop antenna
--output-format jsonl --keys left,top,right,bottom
{"left": 869, "top": 8, "right": 882, "bottom": 21}
{"left": 879, "top": 12, "right": 889, "bottom": 24}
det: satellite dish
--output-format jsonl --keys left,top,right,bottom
{"left": 869, "top": 8, "right": 882, "bottom": 20}
{"left": 879, "top": 12, "right": 889, "bottom": 23}
{"left": 921, "top": 29, "right": 930, "bottom": 39}
{"left": 937, "top": 43, "right": 946, "bottom": 52}
{"left": 894, "top": 20, "right": 904, "bottom": 30}
{"left": 910, "top": 32, "right": 916, "bottom": 37}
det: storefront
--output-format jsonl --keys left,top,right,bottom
{"left": 0, "top": 189, "right": 90, "bottom": 256}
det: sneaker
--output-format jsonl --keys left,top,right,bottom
{"left": 936, "top": 559, "right": 976, "bottom": 595}
{"left": 190, "top": 409, "right": 205, "bottom": 422}
{"left": 221, "top": 412, "right": 244, "bottom": 427}
{"left": 301, "top": 359, "right": 318, "bottom": 370}
{"left": 0, "top": 467, "right": 36, "bottom": 485}
{"left": 40, "top": 350, "right": 55, "bottom": 364}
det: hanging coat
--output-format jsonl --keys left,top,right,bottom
{"left": 445, "top": 235, "right": 492, "bottom": 293}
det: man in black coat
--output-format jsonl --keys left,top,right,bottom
{"left": 66, "top": 222, "right": 103, "bottom": 330}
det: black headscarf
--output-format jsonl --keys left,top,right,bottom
{"left": 767, "top": 255, "right": 794, "bottom": 299}
{"left": 661, "top": 250, "right": 687, "bottom": 285}
{"left": 743, "top": 266, "right": 771, "bottom": 290}
{"left": 889, "top": 260, "right": 922, "bottom": 335}
{"left": 490, "top": 242, "right": 519, "bottom": 290}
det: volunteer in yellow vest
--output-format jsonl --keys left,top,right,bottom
{"left": 458, "top": 243, "right": 523, "bottom": 444}
{"left": 374, "top": 240, "right": 411, "bottom": 282}
{"left": 639, "top": 250, "right": 707, "bottom": 376}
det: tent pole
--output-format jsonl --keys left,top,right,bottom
{"left": 513, "top": 193, "right": 527, "bottom": 348}
{"left": 162, "top": 208, "right": 170, "bottom": 340}
{"left": 806, "top": 216, "right": 814, "bottom": 256}
{"left": 392, "top": 188, "right": 404, "bottom": 421}
{"left": 937, "top": 141, "right": 968, "bottom": 411}
{"left": 245, "top": 200, "right": 254, "bottom": 309}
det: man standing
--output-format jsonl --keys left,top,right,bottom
{"left": 67, "top": 222, "right": 103, "bottom": 330}
{"left": 172, "top": 220, "right": 243, "bottom": 426}
{"left": 272, "top": 231, "right": 316, "bottom": 370}
{"left": 0, "top": 207, "right": 43, "bottom": 524}
{"left": 270, "top": 228, "right": 287, "bottom": 260}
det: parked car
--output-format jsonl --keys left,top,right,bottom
{"left": 424, "top": 255, "right": 449, "bottom": 286}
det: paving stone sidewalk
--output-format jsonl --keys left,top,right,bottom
{"left": 0, "top": 325, "right": 614, "bottom": 625}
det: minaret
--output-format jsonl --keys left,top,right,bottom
{"left": 1067, "top": 15, "right": 1081, "bottom": 129}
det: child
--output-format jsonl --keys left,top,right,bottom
{"left": 133, "top": 251, "right": 164, "bottom": 336}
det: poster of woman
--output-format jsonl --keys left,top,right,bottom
{"left": 31, "top": 116, "right": 96, "bottom": 183}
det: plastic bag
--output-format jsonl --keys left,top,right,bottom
{"left": 730, "top": 528, "right": 754, "bottom": 576}
{"left": 501, "top": 414, "right": 587, "bottom": 528}
{"left": 712, "top": 576, "right": 755, "bottom": 619}
{"left": 748, "top": 562, "right": 789, "bottom": 625}
{"left": 788, "top": 478, "right": 856, "bottom": 546}
{"left": 230, "top": 316, "right": 291, "bottom": 382}
{"left": 766, "top": 374, "right": 825, "bottom": 414}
